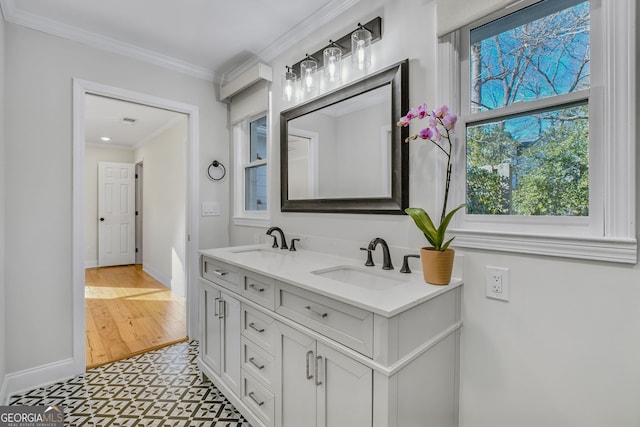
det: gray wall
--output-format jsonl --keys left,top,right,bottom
{"left": 3, "top": 21, "right": 228, "bottom": 376}
{"left": 0, "top": 5, "right": 7, "bottom": 398}
{"left": 231, "top": 0, "right": 640, "bottom": 425}
{"left": 134, "top": 117, "right": 188, "bottom": 296}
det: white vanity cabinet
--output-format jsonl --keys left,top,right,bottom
{"left": 278, "top": 322, "right": 372, "bottom": 427}
{"left": 199, "top": 249, "right": 463, "bottom": 427}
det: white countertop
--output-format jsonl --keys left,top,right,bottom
{"left": 199, "top": 244, "right": 463, "bottom": 317}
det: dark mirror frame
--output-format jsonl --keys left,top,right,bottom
{"left": 280, "top": 59, "right": 409, "bottom": 214}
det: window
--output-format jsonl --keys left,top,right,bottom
{"left": 467, "top": 0, "right": 590, "bottom": 216}
{"left": 234, "top": 114, "right": 269, "bottom": 225}
{"left": 442, "top": 0, "right": 636, "bottom": 262}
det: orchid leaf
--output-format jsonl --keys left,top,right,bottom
{"left": 441, "top": 237, "right": 455, "bottom": 251}
{"left": 405, "top": 208, "right": 437, "bottom": 237}
{"left": 405, "top": 204, "right": 465, "bottom": 251}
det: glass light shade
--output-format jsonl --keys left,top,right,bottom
{"left": 351, "top": 26, "right": 372, "bottom": 73}
{"left": 282, "top": 68, "right": 297, "bottom": 102}
{"left": 323, "top": 45, "right": 342, "bottom": 84}
{"left": 300, "top": 57, "right": 318, "bottom": 93}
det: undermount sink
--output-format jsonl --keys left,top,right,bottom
{"left": 231, "top": 248, "right": 287, "bottom": 256}
{"left": 312, "top": 265, "right": 407, "bottom": 290}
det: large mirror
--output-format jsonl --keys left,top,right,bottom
{"left": 280, "top": 59, "right": 409, "bottom": 214}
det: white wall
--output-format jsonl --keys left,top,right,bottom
{"left": 0, "top": 9, "right": 7, "bottom": 402}
{"left": 134, "top": 116, "right": 187, "bottom": 296}
{"left": 231, "top": 0, "right": 640, "bottom": 425}
{"left": 84, "top": 146, "right": 135, "bottom": 267}
{"left": 4, "top": 22, "right": 229, "bottom": 378}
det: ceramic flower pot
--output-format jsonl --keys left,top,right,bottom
{"left": 420, "top": 247, "right": 455, "bottom": 285}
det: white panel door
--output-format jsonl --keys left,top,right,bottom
{"left": 98, "top": 162, "right": 135, "bottom": 267}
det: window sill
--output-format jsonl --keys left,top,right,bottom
{"left": 450, "top": 228, "right": 637, "bottom": 264}
{"left": 233, "top": 216, "right": 270, "bottom": 228}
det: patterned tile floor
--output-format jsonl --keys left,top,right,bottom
{"left": 10, "top": 340, "right": 249, "bottom": 426}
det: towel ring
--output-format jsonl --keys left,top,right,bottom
{"left": 207, "top": 160, "right": 226, "bottom": 181}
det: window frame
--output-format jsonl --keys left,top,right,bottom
{"left": 438, "top": 0, "right": 636, "bottom": 263}
{"left": 233, "top": 112, "right": 270, "bottom": 226}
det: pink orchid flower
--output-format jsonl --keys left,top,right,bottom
{"left": 442, "top": 113, "right": 458, "bottom": 130}
{"left": 418, "top": 127, "right": 435, "bottom": 140}
{"left": 433, "top": 104, "right": 450, "bottom": 118}
{"left": 415, "top": 103, "right": 428, "bottom": 119}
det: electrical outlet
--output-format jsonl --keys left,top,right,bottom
{"left": 486, "top": 266, "right": 509, "bottom": 301}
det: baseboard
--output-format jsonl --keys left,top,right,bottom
{"left": 142, "top": 263, "right": 171, "bottom": 289}
{"left": 2, "top": 358, "right": 80, "bottom": 403}
{"left": 0, "top": 374, "right": 8, "bottom": 405}
{"left": 85, "top": 260, "right": 98, "bottom": 269}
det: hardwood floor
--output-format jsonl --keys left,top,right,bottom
{"left": 85, "top": 264, "right": 187, "bottom": 369}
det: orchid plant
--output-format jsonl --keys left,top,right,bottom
{"left": 398, "top": 103, "right": 465, "bottom": 251}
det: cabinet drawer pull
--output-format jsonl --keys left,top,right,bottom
{"left": 315, "top": 355, "right": 323, "bottom": 386}
{"left": 249, "top": 283, "right": 265, "bottom": 292}
{"left": 249, "top": 357, "right": 265, "bottom": 370}
{"left": 248, "top": 322, "right": 265, "bottom": 333}
{"left": 304, "top": 305, "right": 328, "bottom": 318}
{"left": 305, "top": 350, "right": 314, "bottom": 380}
{"left": 248, "top": 391, "right": 265, "bottom": 406}
{"left": 212, "top": 269, "right": 228, "bottom": 276}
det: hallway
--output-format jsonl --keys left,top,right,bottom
{"left": 85, "top": 265, "right": 187, "bottom": 368}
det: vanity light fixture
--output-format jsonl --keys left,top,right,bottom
{"left": 283, "top": 16, "right": 382, "bottom": 103}
{"left": 351, "top": 23, "right": 372, "bottom": 73}
{"left": 100, "top": 136, "right": 111, "bottom": 142}
{"left": 282, "top": 66, "right": 297, "bottom": 102}
{"left": 323, "top": 40, "right": 342, "bottom": 84}
{"left": 300, "top": 54, "right": 318, "bottom": 93}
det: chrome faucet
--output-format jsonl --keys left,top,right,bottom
{"left": 266, "top": 226, "right": 288, "bottom": 250}
{"left": 368, "top": 237, "right": 394, "bottom": 270}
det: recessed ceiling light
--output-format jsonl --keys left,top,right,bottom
{"left": 100, "top": 136, "right": 111, "bottom": 142}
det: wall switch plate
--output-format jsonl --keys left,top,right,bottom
{"left": 486, "top": 266, "right": 509, "bottom": 301}
{"left": 201, "top": 201, "right": 220, "bottom": 216}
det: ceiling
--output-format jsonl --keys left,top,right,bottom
{"left": 0, "top": 0, "right": 360, "bottom": 148}
{"left": 0, "top": 0, "right": 359, "bottom": 82}
{"left": 85, "top": 95, "right": 186, "bottom": 149}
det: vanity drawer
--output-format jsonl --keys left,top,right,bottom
{"left": 202, "top": 256, "right": 242, "bottom": 293}
{"left": 241, "top": 336, "right": 276, "bottom": 390}
{"left": 276, "top": 283, "right": 373, "bottom": 357}
{"left": 243, "top": 272, "right": 276, "bottom": 310}
{"left": 242, "top": 305, "right": 277, "bottom": 355}
{"left": 242, "top": 371, "right": 275, "bottom": 427}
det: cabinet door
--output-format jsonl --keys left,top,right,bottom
{"left": 202, "top": 287, "right": 222, "bottom": 375}
{"left": 221, "top": 290, "right": 241, "bottom": 396}
{"left": 316, "top": 342, "right": 372, "bottom": 427}
{"left": 278, "top": 323, "right": 317, "bottom": 427}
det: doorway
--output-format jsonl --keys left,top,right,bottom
{"left": 84, "top": 94, "right": 189, "bottom": 367}
{"left": 73, "top": 79, "right": 200, "bottom": 372}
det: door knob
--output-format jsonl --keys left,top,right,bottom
{"left": 100, "top": 218, "right": 105, "bottom": 221}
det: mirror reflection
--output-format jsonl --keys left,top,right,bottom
{"left": 287, "top": 85, "right": 391, "bottom": 200}
{"left": 280, "top": 59, "right": 408, "bottom": 214}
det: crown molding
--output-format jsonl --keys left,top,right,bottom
{"left": 0, "top": 0, "right": 219, "bottom": 82}
{"left": 222, "top": 0, "right": 360, "bottom": 84}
